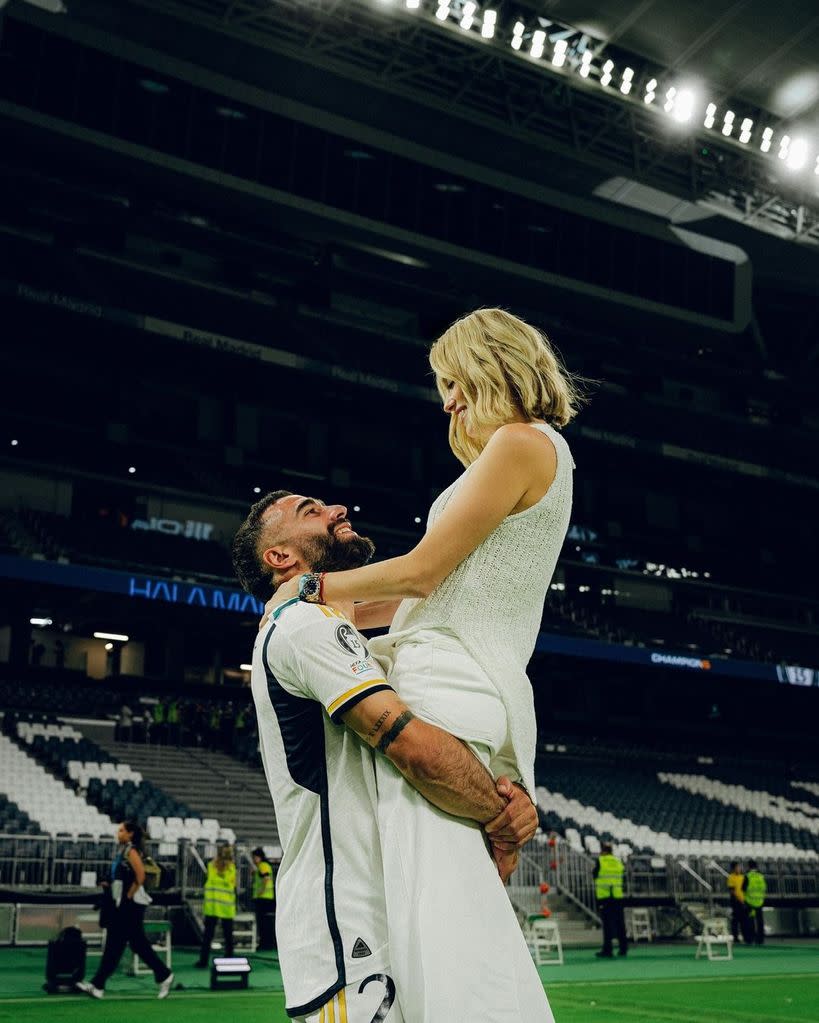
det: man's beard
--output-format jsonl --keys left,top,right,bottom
{"left": 299, "top": 530, "right": 376, "bottom": 574}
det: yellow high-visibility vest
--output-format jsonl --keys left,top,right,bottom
{"left": 203, "top": 860, "right": 236, "bottom": 919}
{"left": 745, "top": 870, "right": 766, "bottom": 909}
{"left": 595, "top": 854, "right": 624, "bottom": 900}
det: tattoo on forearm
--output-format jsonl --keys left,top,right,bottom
{"left": 367, "top": 709, "right": 390, "bottom": 739}
{"left": 376, "top": 710, "right": 415, "bottom": 754}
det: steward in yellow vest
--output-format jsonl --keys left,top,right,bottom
{"left": 195, "top": 844, "right": 236, "bottom": 968}
{"left": 252, "top": 846, "right": 277, "bottom": 952}
{"left": 594, "top": 843, "right": 627, "bottom": 958}
{"left": 727, "top": 861, "right": 747, "bottom": 942}
{"left": 743, "top": 861, "right": 767, "bottom": 945}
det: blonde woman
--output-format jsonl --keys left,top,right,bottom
{"left": 269, "top": 308, "right": 580, "bottom": 1022}
{"left": 195, "top": 843, "right": 236, "bottom": 967}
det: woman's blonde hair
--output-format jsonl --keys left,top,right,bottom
{"left": 215, "top": 844, "right": 234, "bottom": 872}
{"left": 429, "top": 307, "right": 585, "bottom": 466}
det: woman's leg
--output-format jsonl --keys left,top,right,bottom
{"left": 91, "top": 913, "right": 129, "bottom": 989}
{"left": 125, "top": 905, "right": 171, "bottom": 982}
{"left": 198, "top": 916, "right": 216, "bottom": 965}
{"left": 222, "top": 918, "right": 234, "bottom": 958}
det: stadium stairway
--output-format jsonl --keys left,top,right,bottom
{"left": 92, "top": 737, "right": 280, "bottom": 847}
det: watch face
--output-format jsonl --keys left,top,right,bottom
{"left": 300, "top": 574, "right": 320, "bottom": 601}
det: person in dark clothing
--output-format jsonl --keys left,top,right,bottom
{"left": 251, "top": 847, "right": 276, "bottom": 951}
{"left": 76, "top": 820, "right": 174, "bottom": 999}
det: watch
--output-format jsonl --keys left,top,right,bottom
{"left": 298, "top": 572, "right": 325, "bottom": 604}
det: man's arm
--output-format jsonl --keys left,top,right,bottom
{"left": 342, "top": 688, "right": 507, "bottom": 823}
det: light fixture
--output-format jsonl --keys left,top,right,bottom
{"left": 481, "top": 10, "right": 496, "bottom": 39}
{"left": 814, "top": 155, "right": 819, "bottom": 175}
{"left": 579, "top": 50, "right": 593, "bottom": 78}
{"left": 10, "top": 438, "right": 19, "bottom": 446}
{"left": 104, "top": 642, "right": 114, "bottom": 651}
{"left": 128, "top": 466, "right": 136, "bottom": 474}
{"left": 600, "top": 60, "right": 614, "bottom": 87}
{"left": 94, "top": 632, "right": 129, "bottom": 642}
{"left": 722, "top": 110, "right": 735, "bottom": 137}
{"left": 704, "top": 102, "right": 716, "bottom": 129}
{"left": 786, "top": 137, "right": 808, "bottom": 171}
{"left": 435, "top": 1, "right": 450, "bottom": 22}
{"left": 778, "top": 134, "right": 791, "bottom": 161}
{"left": 253, "top": 486, "right": 261, "bottom": 494}
{"left": 620, "top": 67, "right": 634, "bottom": 95}
{"left": 511, "top": 21, "right": 524, "bottom": 51}
{"left": 672, "top": 89, "right": 695, "bottom": 123}
{"left": 210, "top": 957, "right": 251, "bottom": 991}
{"left": 552, "top": 39, "right": 568, "bottom": 68}
{"left": 30, "top": 617, "right": 52, "bottom": 627}
{"left": 353, "top": 505, "right": 361, "bottom": 512}
{"left": 405, "top": 0, "right": 420, "bottom": 8}
{"left": 414, "top": 516, "right": 422, "bottom": 524}
{"left": 530, "top": 30, "right": 546, "bottom": 60}
{"left": 644, "top": 78, "right": 657, "bottom": 104}
{"left": 761, "top": 127, "right": 773, "bottom": 153}
{"left": 240, "top": 663, "right": 253, "bottom": 672}
{"left": 459, "top": 1, "right": 476, "bottom": 31}
{"left": 664, "top": 86, "right": 676, "bottom": 113}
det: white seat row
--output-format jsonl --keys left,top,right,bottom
{"left": 17, "top": 722, "right": 81, "bottom": 743}
{"left": 0, "top": 735, "right": 114, "bottom": 837}
{"left": 536, "top": 785, "right": 818, "bottom": 862}
{"left": 67, "top": 760, "right": 142, "bottom": 788}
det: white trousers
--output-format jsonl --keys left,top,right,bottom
{"left": 294, "top": 973, "right": 405, "bottom": 1023}
{"left": 372, "top": 631, "right": 554, "bottom": 1023}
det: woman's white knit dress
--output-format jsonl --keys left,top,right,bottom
{"left": 368, "top": 422, "right": 574, "bottom": 1023}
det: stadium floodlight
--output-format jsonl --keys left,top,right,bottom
{"left": 722, "top": 110, "right": 735, "bottom": 136}
{"left": 786, "top": 137, "right": 808, "bottom": 171}
{"left": 579, "top": 49, "right": 593, "bottom": 78}
{"left": 434, "top": 1, "right": 450, "bottom": 22}
{"left": 30, "top": 618, "right": 53, "bottom": 627}
{"left": 511, "top": 21, "right": 524, "bottom": 51}
{"left": 128, "top": 466, "right": 136, "bottom": 474}
{"left": 10, "top": 438, "right": 19, "bottom": 446}
{"left": 405, "top": 0, "right": 420, "bottom": 8}
{"left": 778, "top": 134, "right": 791, "bottom": 160}
{"left": 600, "top": 59, "right": 614, "bottom": 87}
{"left": 552, "top": 39, "right": 568, "bottom": 68}
{"left": 94, "top": 632, "right": 130, "bottom": 642}
{"left": 414, "top": 516, "right": 422, "bottom": 523}
{"left": 815, "top": 155, "right": 819, "bottom": 175}
{"left": 530, "top": 30, "right": 546, "bottom": 59}
{"left": 672, "top": 89, "right": 695, "bottom": 123}
{"left": 459, "top": 1, "right": 476, "bottom": 30}
{"left": 620, "top": 67, "right": 634, "bottom": 95}
{"left": 704, "top": 102, "right": 717, "bottom": 129}
{"left": 761, "top": 127, "right": 773, "bottom": 153}
{"left": 644, "top": 78, "right": 657, "bottom": 104}
{"left": 481, "top": 10, "right": 496, "bottom": 38}
{"left": 104, "top": 642, "right": 114, "bottom": 651}
{"left": 240, "top": 664, "right": 253, "bottom": 672}
{"left": 663, "top": 86, "right": 676, "bottom": 113}
{"left": 739, "top": 118, "right": 753, "bottom": 144}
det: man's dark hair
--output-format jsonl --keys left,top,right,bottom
{"left": 232, "top": 490, "right": 293, "bottom": 600}
{"left": 747, "top": 859, "right": 758, "bottom": 870}
{"left": 730, "top": 861, "right": 739, "bottom": 871}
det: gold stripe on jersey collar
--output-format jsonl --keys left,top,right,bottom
{"left": 327, "top": 678, "right": 388, "bottom": 717}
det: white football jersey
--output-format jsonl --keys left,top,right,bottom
{"left": 251, "top": 597, "right": 394, "bottom": 1017}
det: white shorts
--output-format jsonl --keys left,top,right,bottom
{"left": 372, "top": 631, "right": 555, "bottom": 1023}
{"left": 294, "top": 973, "right": 404, "bottom": 1023}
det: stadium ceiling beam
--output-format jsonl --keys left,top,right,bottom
{"left": 77, "top": 1, "right": 819, "bottom": 247}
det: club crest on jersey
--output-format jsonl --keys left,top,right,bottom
{"left": 335, "top": 623, "right": 366, "bottom": 658}
{"left": 350, "top": 659, "right": 373, "bottom": 677}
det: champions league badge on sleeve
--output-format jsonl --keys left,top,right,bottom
{"left": 335, "top": 622, "right": 367, "bottom": 658}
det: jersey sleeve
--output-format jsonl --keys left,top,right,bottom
{"left": 280, "top": 605, "right": 394, "bottom": 722}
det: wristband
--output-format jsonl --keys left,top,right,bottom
{"left": 298, "top": 572, "right": 326, "bottom": 604}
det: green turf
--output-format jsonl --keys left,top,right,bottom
{"left": 0, "top": 943, "right": 817, "bottom": 1022}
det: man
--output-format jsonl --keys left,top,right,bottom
{"left": 250, "top": 847, "right": 276, "bottom": 952}
{"left": 594, "top": 841, "right": 627, "bottom": 958}
{"left": 727, "top": 860, "right": 747, "bottom": 942}
{"left": 232, "top": 491, "right": 541, "bottom": 1022}
{"left": 743, "top": 859, "right": 767, "bottom": 945}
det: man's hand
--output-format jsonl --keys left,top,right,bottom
{"left": 258, "top": 577, "right": 301, "bottom": 631}
{"left": 484, "top": 776, "right": 539, "bottom": 852}
{"left": 491, "top": 845, "right": 520, "bottom": 884}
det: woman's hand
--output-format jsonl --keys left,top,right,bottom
{"left": 258, "top": 577, "right": 301, "bottom": 631}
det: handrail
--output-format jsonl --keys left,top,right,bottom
{"left": 677, "top": 859, "right": 713, "bottom": 891}
{"left": 706, "top": 859, "right": 729, "bottom": 879}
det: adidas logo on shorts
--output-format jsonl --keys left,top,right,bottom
{"left": 351, "top": 937, "right": 372, "bottom": 958}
